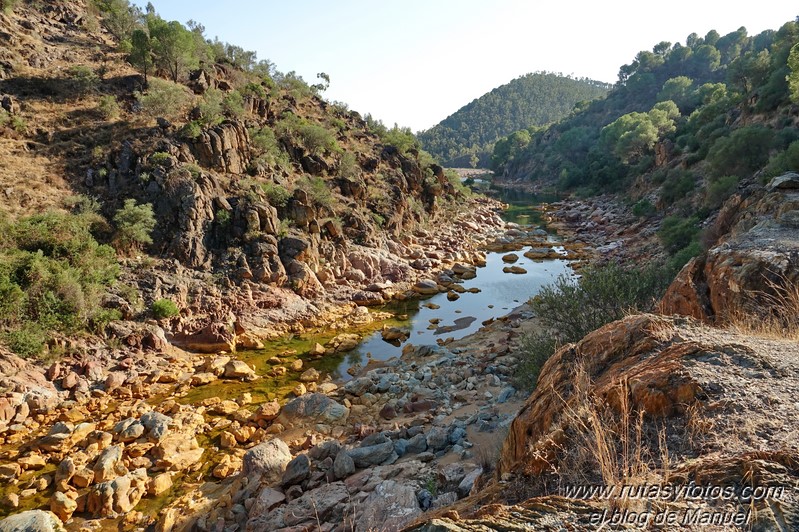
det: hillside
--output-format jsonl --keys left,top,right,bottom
{"left": 493, "top": 21, "right": 799, "bottom": 276}
{"left": 417, "top": 72, "right": 611, "bottom": 167}
{"left": 0, "top": 0, "right": 500, "bottom": 360}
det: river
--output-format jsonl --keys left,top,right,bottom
{"left": 179, "top": 190, "right": 574, "bottom": 403}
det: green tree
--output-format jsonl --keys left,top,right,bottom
{"left": 788, "top": 43, "right": 799, "bottom": 103}
{"left": 129, "top": 28, "right": 153, "bottom": 83}
{"left": 148, "top": 17, "right": 199, "bottom": 82}
{"left": 113, "top": 199, "right": 156, "bottom": 253}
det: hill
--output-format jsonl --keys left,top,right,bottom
{"left": 494, "top": 21, "right": 799, "bottom": 271}
{"left": 417, "top": 72, "right": 611, "bottom": 167}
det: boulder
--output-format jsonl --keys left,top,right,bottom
{"left": 223, "top": 360, "right": 257, "bottom": 380}
{"left": 359, "top": 480, "right": 421, "bottom": 531}
{"left": 242, "top": 439, "right": 292, "bottom": 484}
{"left": 49, "top": 492, "right": 77, "bottom": 522}
{"left": 413, "top": 280, "right": 440, "bottom": 295}
{"left": 281, "top": 454, "right": 311, "bottom": 486}
{"left": 333, "top": 449, "right": 355, "bottom": 479}
{"left": 347, "top": 441, "right": 395, "bottom": 468}
{"left": 93, "top": 445, "right": 123, "bottom": 483}
{"left": 0, "top": 511, "right": 65, "bottom": 532}
{"left": 86, "top": 468, "right": 148, "bottom": 517}
{"left": 152, "top": 435, "right": 204, "bottom": 471}
{"left": 276, "top": 393, "right": 349, "bottom": 427}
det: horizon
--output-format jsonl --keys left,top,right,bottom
{"left": 133, "top": 1, "right": 798, "bottom": 132}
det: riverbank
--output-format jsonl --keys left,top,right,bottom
{"left": 0, "top": 193, "right": 579, "bottom": 530}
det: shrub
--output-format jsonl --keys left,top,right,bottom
{"left": 68, "top": 65, "right": 99, "bottom": 94}
{"left": 113, "top": 199, "right": 156, "bottom": 253}
{"left": 659, "top": 216, "right": 700, "bottom": 254}
{"left": 0, "top": 211, "right": 119, "bottom": 357}
{"left": 151, "top": 298, "right": 179, "bottom": 319}
{"left": 261, "top": 182, "right": 291, "bottom": 208}
{"left": 515, "top": 263, "right": 671, "bottom": 390}
{"left": 704, "top": 175, "right": 739, "bottom": 209}
{"left": 338, "top": 152, "right": 358, "bottom": 178}
{"left": 632, "top": 199, "right": 656, "bottom": 218}
{"left": 297, "top": 175, "right": 332, "bottom": 208}
{"left": 135, "top": 78, "right": 191, "bottom": 119}
{"left": 180, "top": 120, "right": 202, "bottom": 139}
{"left": 97, "top": 95, "right": 120, "bottom": 120}
{"left": 299, "top": 123, "right": 340, "bottom": 156}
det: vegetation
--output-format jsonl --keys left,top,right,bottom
{"left": 113, "top": 199, "right": 157, "bottom": 253}
{"left": 135, "top": 77, "right": 191, "bottom": 118}
{"left": 151, "top": 298, "right": 179, "bottom": 319}
{"left": 0, "top": 212, "right": 119, "bottom": 357}
{"left": 514, "top": 263, "right": 671, "bottom": 390}
{"left": 418, "top": 72, "right": 611, "bottom": 166}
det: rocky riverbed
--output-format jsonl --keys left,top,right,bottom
{"left": 0, "top": 200, "right": 577, "bottom": 531}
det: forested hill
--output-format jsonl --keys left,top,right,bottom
{"left": 417, "top": 72, "right": 611, "bottom": 167}
{"left": 496, "top": 23, "right": 799, "bottom": 188}
{"left": 494, "top": 21, "right": 799, "bottom": 275}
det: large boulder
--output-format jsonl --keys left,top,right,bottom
{"left": 242, "top": 438, "right": 292, "bottom": 484}
{"left": 0, "top": 511, "right": 65, "bottom": 532}
{"left": 276, "top": 393, "right": 349, "bottom": 427}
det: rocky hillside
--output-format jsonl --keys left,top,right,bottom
{"left": 0, "top": 0, "right": 499, "bottom": 359}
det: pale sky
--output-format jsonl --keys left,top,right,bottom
{"left": 134, "top": 1, "right": 798, "bottom": 132}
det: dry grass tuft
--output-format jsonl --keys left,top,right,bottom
{"left": 726, "top": 273, "right": 799, "bottom": 341}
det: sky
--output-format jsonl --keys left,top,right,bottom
{"left": 134, "top": 1, "right": 798, "bottom": 132}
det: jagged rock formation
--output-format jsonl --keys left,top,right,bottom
{"left": 662, "top": 173, "right": 799, "bottom": 322}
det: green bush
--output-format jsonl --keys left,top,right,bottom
{"left": 151, "top": 298, "right": 179, "bottom": 319}
{"left": 135, "top": 78, "right": 191, "bottom": 118}
{"left": 0, "top": 211, "right": 119, "bottom": 357}
{"left": 704, "top": 175, "right": 739, "bottom": 209}
{"left": 297, "top": 175, "right": 332, "bottom": 208}
{"left": 97, "top": 95, "right": 121, "bottom": 120}
{"left": 68, "top": 65, "right": 99, "bottom": 94}
{"left": 261, "top": 182, "right": 291, "bottom": 208}
{"left": 514, "top": 263, "right": 671, "bottom": 390}
{"left": 113, "top": 199, "right": 156, "bottom": 253}
{"left": 659, "top": 216, "right": 700, "bottom": 254}
{"left": 338, "top": 152, "right": 358, "bottom": 178}
{"left": 632, "top": 199, "right": 656, "bottom": 218}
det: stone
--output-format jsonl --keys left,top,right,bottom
{"left": 87, "top": 468, "right": 148, "bottom": 517}
{"left": 223, "top": 360, "right": 256, "bottom": 380}
{"left": 72, "top": 467, "right": 94, "bottom": 488}
{"left": 281, "top": 454, "right": 311, "bottom": 486}
{"left": 413, "top": 280, "right": 440, "bottom": 295}
{"left": 219, "top": 431, "right": 237, "bottom": 449}
{"left": 457, "top": 467, "right": 482, "bottom": 497}
{"left": 308, "top": 343, "right": 326, "bottom": 356}
{"left": 190, "top": 372, "right": 217, "bottom": 386}
{"left": 247, "top": 482, "right": 348, "bottom": 530}
{"left": 242, "top": 439, "right": 292, "bottom": 484}
{"left": 446, "top": 291, "right": 460, "bottom": 301}
{"left": 255, "top": 400, "right": 281, "bottom": 422}
{"left": 406, "top": 433, "right": 428, "bottom": 454}
{"left": 0, "top": 463, "right": 21, "bottom": 480}
{"left": 360, "top": 480, "right": 421, "bottom": 531}
{"left": 497, "top": 386, "right": 516, "bottom": 403}
{"left": 148, "top": 473, "right": 173, "bottom": 496}
{"left": 292, "top": 383, "right": 306, "bottom": 397}
{"left": 250, "top": 487, "right": 286, "bottom": 517}
{"left": 379, "top": 404, "right": 397, "bottom": 420}
{"left": 50, "top": 491, "right": 77, "bottom": 522}
{"left": 347, "top": 441, "right": 395, "bottom": 468}
{"left": 93, "top": 445, "right": 123, "bottom": 483}
{"left": 140, "top": 411, "right": 172, "bottom": 442}
{"left": 0, "top": 511, "right": 65, "bottom": 532}
{"left": 18, "top": 454, "right": 47, "bottom": 471}
{"left": 152, "top": 435, "right": 204, "bottom": 471}
{"left": 276, "top": 393, "right": 349, "bottom": 427}
{"left": 426, "top": 427, "right": 450, "bottom": 451}
{"left": 501, "top": 253, "right": 519, "bottom": 263}
{"left": 381, "top": 327, "right": 408, "bottom": 342}
{"left": 333, "top": 448, "right": 355, "bottom": 479}
{"left": 212, "top": 455, "right": 241, "bottom": 479}
{"left": 327, "top": 333, "right": 360, "bottom": 353}
{"left": 768, "top": 172, "right": 799, "bottom": 190}
{"left": 502, "top": 265, "right": 527, "bottom": 274}
{"left": 299, "top": 368, "right": 320, "bottom": 382}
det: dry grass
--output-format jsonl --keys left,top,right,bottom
{"left": 726, "top": 273, "right": 799, "bottom": 341}
{"left": 554, "top": 367, "right": 671, "bottom": 510}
